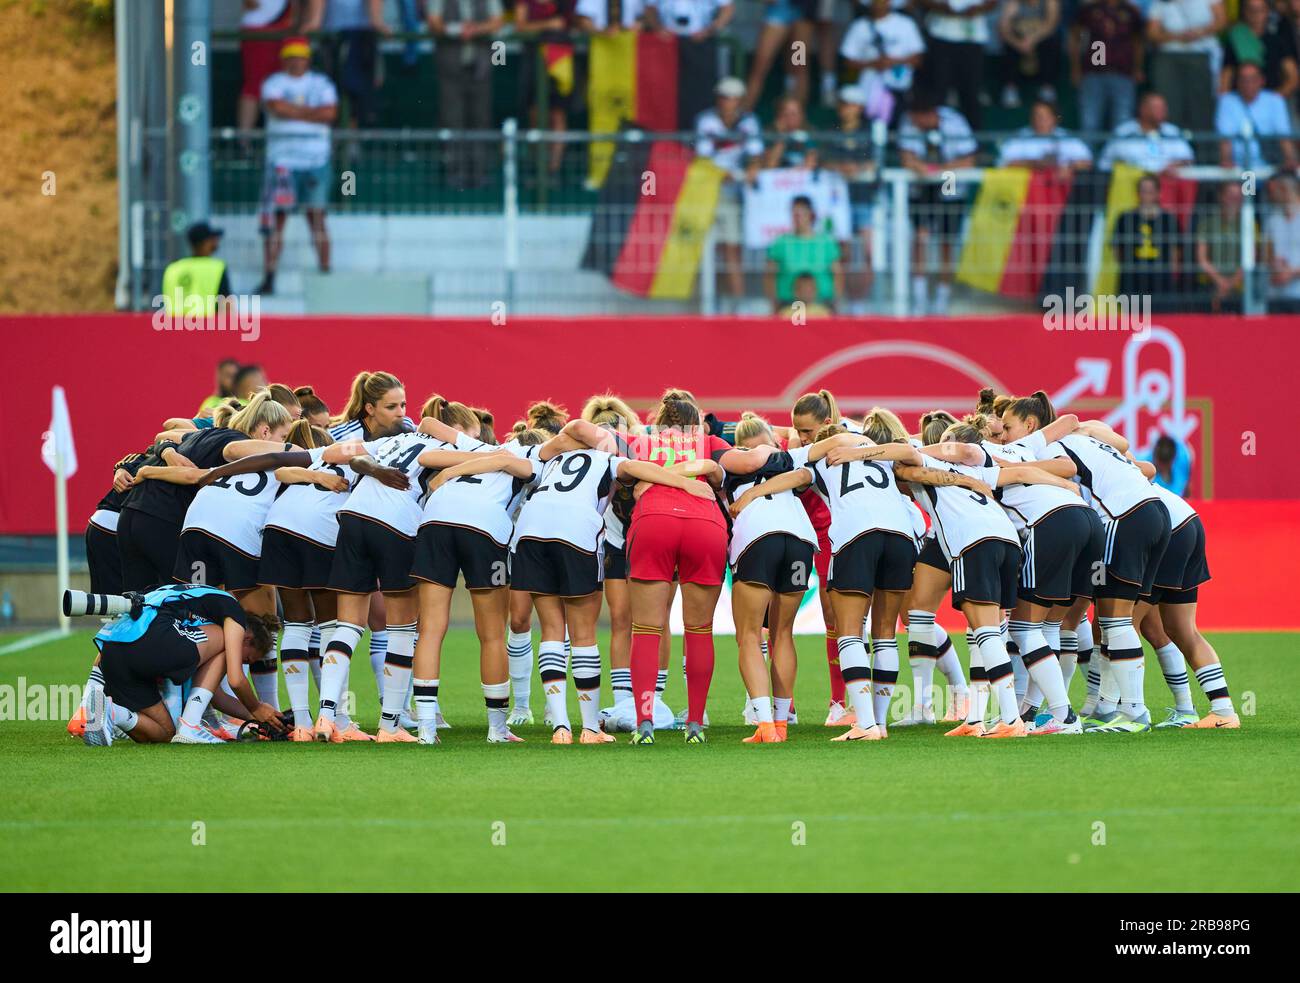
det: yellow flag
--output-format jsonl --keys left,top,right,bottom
{"left": 648, "top": 159, "right": 726, "bottom": 300}
{"left": 956, "top": 167, "right": 1033, "bottom": 293}
{"left": 587, "top": 31, "right": 637, "bottom": 188}
{"left": 1093, "top": 162, "right": 1145, "bottom": 296}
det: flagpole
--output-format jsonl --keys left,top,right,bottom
{"left": 55, "top": 437, "right": 70, "bottom": 635}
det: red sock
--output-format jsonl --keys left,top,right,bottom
{"left": 630, "top": 624, "right": 662, "bottom": 725}
{"left": 826, "top": 630, "right": 846, "bottom": 704}
{"left": 684, "top": 624, "right": 715, "bottom": 726}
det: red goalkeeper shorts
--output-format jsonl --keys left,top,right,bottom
{"left": 626, "top": 512, "right": 727, "bottom": 586}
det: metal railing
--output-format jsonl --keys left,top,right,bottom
{"left": 125, "top": 126, "right": 1290, "bottom": 317}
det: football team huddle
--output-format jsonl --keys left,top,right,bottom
{"left": 69, "top": 370, "right": 1239, "bottom": 750}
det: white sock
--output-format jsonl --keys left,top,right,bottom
{"left": 507, "top": 630, "right": 533, "bottom": 708}
{"left": 611, "top": 666, "right": 633, "bottom": 706}
{"left": 280, "top": 621, "right": 314, "bottom": 729}
{"left": 160, "top": 679, "right": 183, "bottom": 726}
{"left": 1011, "top": 621, "right": 1069, "bottom": 720}
{"left": 180, "top": 687, "right": 214, "bottom": 728}
{"left": 870, "top": 637, "right": 899, "bottom": 727}
{"left": 1155, "top": 642, "right": 1194, "bottom": 713}
{"left": 82, "top": 665, "right": 105, "bottom": 707}
{"left": 1194, "top": 662, "right": 1234, "bottom": 716}
{"left": 319, "top": 621, "right": 364, "bottom": 722}
{"left": 378, "top": 622, "right": 416, "bottom": 732}
{"left": 369, "top": 629, "right": 389, "bottom": 702}
{"left": 483, "top": 680, "right": 509, "bottom": 732}
{"left": 1059, "top": 628, "right": 1079, "bottom": 689}
{"left": 976, "top": 627, "right": 1020, "bottom": 725}
{"left": 1101, "top": 617, "right": 1147, "bottom": 719}
{"left": 749, "top": 695, "right": 774, "bottom": 724}
{"left": 414, "top": 678, "right": 439, "bottom": 725}
{"left": 538, "top": 640, "right": 569, "bottom": 730}
{"left": 773, "top": 696, "right": 792, "bottom": 722}
{"left": 571, "top": 644, "right": 603, "bottom": 732}
{"left": 308, "top": 624, "right": 323, "bottom": 691}
{"left": 837, "top": 636, "right": 876, "bottom": 729}
{"left": 907, "top": 611, "right": 938, "bottom": 710}
{"left": 109, "top": 700, "right": 138, "bottom": 732}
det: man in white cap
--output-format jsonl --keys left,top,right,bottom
{"left": 695, "top": 76, "right": 763, "bottom": 311}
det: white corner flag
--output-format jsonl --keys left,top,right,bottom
{"left": 42, "top": 386, "right": 77, "bottom": 633}
{"left": 42, "top": 386, "right": 78, "bottom": 479}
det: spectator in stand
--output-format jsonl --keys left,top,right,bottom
{"left": 1147, "top": 0, "right": 1227, "bottom": 138}
{"left": 811, "top": 0, "right": 846, "bottom": 109}
{"left": 428, "top": 0, "right": 505, "bottom": 190}
{"left": 898, "top": 93, "right": 978, "bottom": 315}
{"left": 1216, "top": 61, "right": 1298, "bottom": 171}
{"left": 1194, "top": 181, "right": 1250, "bottom": 313}
{"left": 575, "top": 0, "right": 646, "bottom": 32}
{"left": 1070, "top": 0, "right": 1145, "bottom": 137}
{"left": 239, "top": 1, "right": 316, "bottom": 133}
{"left": 1098, "top": 92, "right": 1195, "bottom": 172}
{"left": 644, "top": 1, "right": 732, "bottom": 124}
{"left": 1283, "top": 0, "right": 1300, "bottom": 111}
{"left": 839, "top": 0, "right": 926, "bottom": 126}
{"left": 516, "top": 1, "right": 578, "bottom": 174}
{"left": 747, "top": 95, "right": 819, "bottom": 180}
{"left": 233, "top": 364, "right": 270, "bottom": 401}
{"left": 766, "top": 196, "right": 843, "bottom": 313}
{"left": 643, "top": 0, "right": 733, "bottom": 38}
{"left": 820, "top": 85, "right": 879, "bottom": 310}
{"left": 1265, "top": 173, "right": 1300, "bottom": 311}
{"left": 198, "top": 359, "right": 241, "bottom": 417}
{"left": 997, "top": 98, "right": 1093, "bottom": 171}
{"left": 779, "top": 272, "right": 835, "bottom": 318}
{"left": 161, "top": 222, "right": 232, "bottom": 318}
{"left": 917, "top": 0, "right": 998, "bottom": 130}
{"left": 744, "top": 1, "right": 815, "bottom": 112}
{"left": 257, "top": 37, "right": 338, "bottom": 296}
{"left": 695, "top": 76, "right": 763, "bottom": 310}
{"left": 1111, "top": 173, "right": 1184, "bottom": 310}
{"left": 997, "top": 0, "right": 1062, "bottom": 109}
{"left": 317, "top": 0, "right": 390, "bottom": 137}
{"left": 1141, "top": 434, "right": 1192, "bottom": 494}
{"left": 1221, "top": 0, "right": 1298, "bottom": 96}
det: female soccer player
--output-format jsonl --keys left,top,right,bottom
{"left": 313, "top": 396, "right": 485, "bottom": 744}
{"left": 83, "top": 583, "right": 281, "bottom": 746}
{"left": 116, "top": 390, "right": 301, "bottom": 592}
{"left": 788, "top": 389, "right": 863, "bottom": 724}
{"left": 506, "top": 417, "right": 714, "bottom": 744}
{"left": 874, "top": 415, "right": 1082, "bottom": 738}
{"left": 723, "top": 413, "right": 819, "bottom": 743}
{"left": 983, "top": 393, "right": 1101, "bottom": 735}
{"left": 407, "top": 428, "right": 549, "bottom": 745}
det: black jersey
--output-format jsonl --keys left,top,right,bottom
{"left": 121, "top": 427, "right": 247, "bottom": 526}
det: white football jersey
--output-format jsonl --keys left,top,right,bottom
{"left": 263, "top": 448, "right": 378, "bottom": 547}
{"left": 420, "top": 439, "right": 543, "bottom": 546}
{"left": 511, "top": 449, "right": 623, "bottom": 553}
{"left": 1151, "top": 481, "right": 1197, "bottom": 529}
{"left": 912, "top": 451, "right": 1018, "bottom": 560}
{"left": 802, "top": 449, "right": 916, "bottom": 553}
{"left": 725, "top": 449, "right": 818, "bottom": 565}
{"left": 182, "top": 446, "right": 327, "bottom": 555}
{"left": 340, "top": 431, "right": 484, "bottom": 537}
{"left": 985, "top": 437, "right": 1087, "bottom": 536}
{"left": 1039, "top": 432, "right": 1158, "bottom": 520}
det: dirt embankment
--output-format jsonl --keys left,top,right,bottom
{"left": 0, "top": 1, "right": 118, "bottom": 312}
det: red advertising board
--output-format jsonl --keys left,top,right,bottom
{"left": 5, "top": 313, "right": 1295, "bottom": 629}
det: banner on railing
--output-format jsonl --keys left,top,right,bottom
{"left": 1, "top": 314, "right": 1293, "bottom": 535}
{"left": 742, "top": 168, "right": 853, "bottom": 248}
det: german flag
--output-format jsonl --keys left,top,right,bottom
{"left": 580, "top": 141, "right": 725, "bottom": 299}
{"left": 956, "top": 168, "right": 1074, "bottom": 298}
{"left": 542, "top": 42, "right": 574, "bottom": 98}
{"left": 586, "top": 32, "right": 716, "bottom": 187}
{"left": 1093, "top": 162, "right": 1199, "bottom": 296}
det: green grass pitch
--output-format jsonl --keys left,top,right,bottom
{"left": 1, "top": 629, "right": 1296, "bottom": 891}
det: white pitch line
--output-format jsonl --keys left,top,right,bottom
{"left": 0, "top": 629, "right": 66, "bottom": 657}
